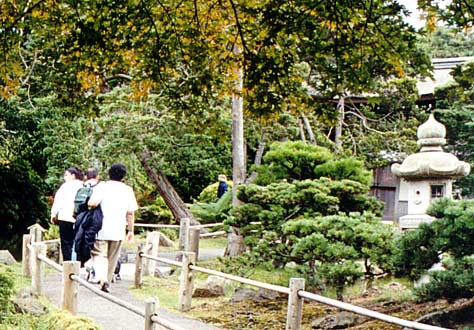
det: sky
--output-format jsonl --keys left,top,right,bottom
{"left": 398, "top": 0, "right": 425, "bottom": 30}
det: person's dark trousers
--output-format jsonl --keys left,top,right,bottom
{"left": 58, "top": 220, "right": 74, "bottom": 261}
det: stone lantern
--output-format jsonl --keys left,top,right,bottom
{"left": 391, "top": 114, "right": 470, "bottom": 230}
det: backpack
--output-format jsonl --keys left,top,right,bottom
{"left": 73, "top": 182, "right": 103, "bottom": 265}
{"left": 73, "top": 183, "right": 96, "bottom": 217}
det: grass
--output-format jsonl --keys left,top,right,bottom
{"left": 12, "top": 235, "right": 439, "bottom": 329}
{"left": 0, "top": 263, "right": 100, "bottom": 330}
{"left": 128, "top": 240, "right": 437, "bottom": 330}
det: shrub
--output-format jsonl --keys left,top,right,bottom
{"left": 0, "top": 268, "right": 15, "bottom": 318}
{"left": 190, "top": 191, "right": 232, "bottom": 224}
{"left": 391, "top": 198, "right": 474, "bottom": 302}
{"left": 225, "top": 141, "right": 390, "bottom": 300}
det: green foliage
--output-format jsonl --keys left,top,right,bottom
{"left": 419, "top": 1, "right": 474, "bottom": 30}
{"left": 190, "top": 191, "right": 232, "bottom": 224}
{"left": 342, "top": 78, "right": 422, "bottom": 168}
{"left": 414, "top": 256, "right": 474, "bottom": 303}
{"left": 255, "top": 141, "right": 332, "bottom": 184}
{"left": 284, "top": 212, "right": 395, "bottom": 299}
{"left": 0, "top": 158, "right": 49, "bottom": 256}
{"left": 0, "top": 268, "right": 15, "bottom": 318}
{"left": 433, "top": 61, "right": 474, "bottom": 196}
{"left": 43, "top": 310, "right": 100, "bottom": 330}
{"left": 420, "top": 26, "right": 474, "bottom": 58}
{"left": 314, "top": 158, "right": 372, "bottom": 186}
{"left": 227, "top": 141, "right": 390, "bottom": 299}
{"left": 139, "top": 196, "right": 173, "bottom": 224}
{"left": 392, "top": 198, "right": 474, "bottom": 302}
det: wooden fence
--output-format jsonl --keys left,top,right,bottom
{"left": 23, "top": 222, "right": 453, "bottom": 330}
{"left": 22, "top": 226, "right": 187, "bottom": 330}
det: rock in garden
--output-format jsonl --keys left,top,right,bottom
{"left": 193, "top": 287, "right": 222, "bottom": 298}
{"left": 159, "top": 233, "right": 174, "bottom": 247}
{"left": 312, "top": 312, "right": 360, "bottom": 329}
{"left": 193, "top": 276, "right": 227, "bottom": 297}
{"left": 0, "top": 250, "right": 16, "bottom": 265}
{"left": 230, "top": 287, "right": 259, "bottom": 303}
{"left": 154, "top": 266, "right": 173, "bottom": 278}
{"left": 254, "top": 288, "right": 281, "bottom": 302}
{"left": 13, "top": 288, "right": 47, "bottom": 316}
{"left": 205, "top": 276, "right": 226, "bottom": 296}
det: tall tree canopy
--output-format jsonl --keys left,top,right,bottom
{"left": 0, "top": 1, "right": 433, "bottom": 252}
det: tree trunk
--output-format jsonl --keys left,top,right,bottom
{"left": 245, "top": 130, "right": 266, "bottom": 185}
{"left": 297, "top": 118, "right": 307, "bottom": 143}
{"left": 301, "top": 114, "right": 316, "bottom": 145}
{"left": 226, "top": 44, "right": 246, "bottom": 257}
{"left": 334, "top": 95, "right": 345, "bottom": 152}
{"left": 231, "top": 55, "right": 246, "bottom": 207}
{"left": 139, "top": 151, "right": 199, "bottom": 226}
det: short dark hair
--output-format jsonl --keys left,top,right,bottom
{"left": 67, "top": 167, "right": 83, "bottom": 180}
{"left": 85, "top": 168, "right": 99, "bottom": 180}
{"left": 109, "top": 163, "right": 126, "bottom": 181}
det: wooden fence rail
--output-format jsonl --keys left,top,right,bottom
{"left": 22, "top": 233, "right": 185, "bottom": 330}
{"left": 136, "top": 226, "right": 453, "bottom": 330}
{"left": 298, "top": 290, "right": 449, "bottom": 330}
{"left": 140, "top": 250, "right": 452, "bottom": 330}
{"left": 23, "top": 222, "right": 454, "bottom": 330}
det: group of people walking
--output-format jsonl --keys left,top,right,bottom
{"left": 50, "top": 163, "right": 138, "bottom": 293}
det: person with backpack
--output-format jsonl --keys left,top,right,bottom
{"left": 73, "top": 168, "right": 103, "bottom": 269}
{"left": 88, "top": 163, "right": 138, "bottom": 293}
{"left": 50, "top": 167, "right": 84, "bottom": 262}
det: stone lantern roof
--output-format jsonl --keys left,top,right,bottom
{"left": 391, "top": 114, "right": 470, "bottom": 179}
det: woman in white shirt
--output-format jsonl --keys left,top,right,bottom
{"left": 50, "top": 167, "right": 84, "bottom": 261}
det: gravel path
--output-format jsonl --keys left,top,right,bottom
{"left": 42, "top": 249, "right": 224, "bottom": 330}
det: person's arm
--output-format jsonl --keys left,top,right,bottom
{"left": 87, "top": 183, "right": 102, "bottom": 208}
{"left": 50, "top": 185, "right": 64, "bottom": 224}
{"left": 126, "top": 211, "right": 135, "bottom": 242}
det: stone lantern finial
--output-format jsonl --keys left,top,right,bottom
{"left": 417, "top": 114, "right": 446, "bottom": 152}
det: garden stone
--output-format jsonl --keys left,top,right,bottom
{"left": 0, "top": 250, "right": 16, "bottom": 265}
{"left": 206, "top": 276, "right": 226, "bottom": 295}
{"left": 154, "top": 266, "right": 173, "bottom": 278}
{"left": 193, "top": 276, "right": 226, "bottom": 298}
{"left": 13, "top": 288, "right": 47, "bottom": 316}
{"left": 230, "top": 287, "right": 259, "bottom": 303}
{"left": 193, "top": 287, "right": 222, "bottom": 298}
{"left": 384, "top": 281, "right": 407, "bottom": 291}
{"left": 254, "top": 288, "right": 281, "bottom": 302}
{"left": 311, "top": 312, "right": 360, "bottom": 329}
{"left": 159, "top": 233, "right": 174, "bottom": 247}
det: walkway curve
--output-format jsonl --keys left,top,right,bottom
{"left": 42, "top": 257, "right": 222, "bottom": 330}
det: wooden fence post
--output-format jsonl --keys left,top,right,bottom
{"left": 178, "top": 218, "right": 190, "bottom": 251}
{"left": 286, "top": 278, "right": 305, "bottom": 330}
{"left": 144, "top": 231, "right": 160, "bottom": 276}
{"left": 31, "top": 243, "right": 46, "bottom": 295}
{"left": 187, "top": 228, "right": 200, "bottom": 261}
{"left": 144, "top": 297, "right": 159, "bottom": 330}
{"left": 177, "top": 251, "right": 196, "bottom": 312}
{"left": 22, "top": 234, "right": 32, "bottom": 277}
{"left": 62, "top": 261, "right": 80, "bottom": 314}
{"left": 135, "top": 245, "right": 143, "bottom": 289}
{"left": 28, "top": 224, "right": 44, "bottom": 243}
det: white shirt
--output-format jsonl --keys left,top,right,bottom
{"left": 50, "top": 180, "right": 84, "bottom": 223}
{"left": 89, "top": 180, "right": 138, "bottom": 241}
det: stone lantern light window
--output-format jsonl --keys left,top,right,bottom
{"left": 430, "top": 184, "right": 444, "bottom": 199}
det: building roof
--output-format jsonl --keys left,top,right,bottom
{"left": 417, "top": 56, "right": 474, "bottom": 96}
